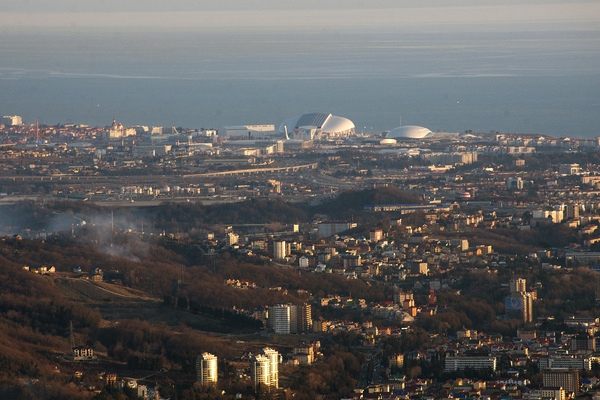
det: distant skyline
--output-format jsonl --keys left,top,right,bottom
{"left": 1, "top": 0, "right": 599, "bottom": 30}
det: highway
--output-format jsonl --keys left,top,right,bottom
{"left": 0, "top": 163, "right": 319, "bottom": 184}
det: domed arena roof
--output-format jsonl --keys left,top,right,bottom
{"left": 386, "top": 125, "right": 432, "bottom": 139}
{"left": 279, "top": 113, "right": 355, "bottom": 140}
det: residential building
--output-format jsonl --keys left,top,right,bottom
{"left": 507, "top": 177, "right": 524, "bottom": 190}
{"left": 565, "top": 203, "right": 580, "bottom": 220}
{"left": 522, "top": 292, "right": 533, "bottom": 323}
{"left": 558, "top": 163, "right": 581, "bottom": 176}
{"left": 510, "top": 278, "right": 527, "bottom": 294}
{"left": 293, "top": 344, "right": 315, "bottom": 365}
{"left": 540, "top": 388, "right": 565, "bottom": 400}
{"left": 539, "top": 356, "right": 591, "bottom": 370}
{"left": 422, "top": 151, "right": 478, "bottom": 165}
{"left": 225, "top": 232, "right": 239, "bottom": 247}
{"left": 196, "top": 352, "right": 218, "bottom": 387}
{"left": 273, "top": 240, "right": 288, "bottom": 259}
{"left": 317, "top": 221, "right": 357, "bottom": 238}
{"left": 543, "top": 369, "right": 579, "bottom": 396}
{"left": 410, "top": 261, "right": 428, "bottom": 275}
{"left": 271, "top": 304, "right": 291, "bottom": 334}
{"left": 251, "top": 355, "right": 271, "bottom": 389}
{"left": 298, "top": 303, "right": 313, "bottom": 333}
{"left": 289, "top": 304, "right": 298, "bottom": 333}
{"left": 571, "top": 333, "right": 596, "bottom": 353}
{"left": 504, "top": 288, "right": 533, "bottom": 323}
{"left": 369, "top": 229, "right": 383, "bottom": 242}
{"left": 389, "top": 354, "right": 404, "bottom": 369}
{"left": 270, "top": 303, "right": 311, "bottom": 334}
{"left": 262, "top": 348, "right": 279, "bottom": 389}
{"left": 448, "top": 238, "right": 469, "bottom": 251}
{"left": 532, "top": 207, "right": 564, "bottom": 224}
{"left": 444, "top": 357, "right": 497, "bottom": 372}
{"left": 72, "top": 346, "right": 97, "bottom": 362}
{"left": 394, "top": 291, "right": 415, "bottom": 311}
{"left": 298, "top": 255, "right": 309, "bottom": 269}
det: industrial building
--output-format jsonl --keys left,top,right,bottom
{"left": 218, "top": 125, "right": 276, "bottom": 140}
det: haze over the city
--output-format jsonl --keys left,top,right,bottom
{"left": 1, "top": 0, "right": 599, "bottom": 137}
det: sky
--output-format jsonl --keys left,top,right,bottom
{"left": 1, "top": 0, "right": 599, "bottom": 31}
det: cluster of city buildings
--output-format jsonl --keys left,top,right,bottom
{"left": 4, "top": 114, "right": 600, "bottom": 222}
{"left": 348, "top": 315, "right": 600, "bottom": 400}
{"left": 59, "top": 299, "right": 600, "bottom": 398}
{"left": 196, "top": 347, "right": 281, "bottom": 391}
{"left": 6, "top": 114, "right": 600, "bottom": 398}
{"left": 347, "top": 372, "right": 590, "bottom": 400}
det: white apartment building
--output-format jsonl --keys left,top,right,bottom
{"left": 196, "top": 352, "right": 218, "bottom": 387}
{"left": 532, "top": 207, "right": 564, "bottom": 223}
{"left": 538, "top": 356, "right": 591, "bottom": 370}
{"left": 444, "top": 356, "right": 497, "bottom": 372}
{"left": 225, "top": 232, "right": 239, "bottom": 247}
{"left": 262, "top": 348, "right": 280, "bottom": 389}
{"left": 299, "top": 256, "right": 309, "bottom": 269}
{"left": 273, "top": 240, "right": 288, "bottom": 259}
{"left": 251, "top": 354, "right": 271, "bottom": 389}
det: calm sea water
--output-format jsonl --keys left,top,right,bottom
{"left": 1, "top": 28, "right": 599, "bottom": 137}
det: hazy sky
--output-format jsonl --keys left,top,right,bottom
{"left": 1, "top": 0, "right": 598, "bottom": 30}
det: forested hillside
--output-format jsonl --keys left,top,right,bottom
{"left": 0, "top": 187, "right": 419, "bottom": 237}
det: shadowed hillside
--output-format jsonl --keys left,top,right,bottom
{"left": 308, "top": 187, "right": 421, "bottom": 218}
{"left": 0, "top": 187, "right": 419, "bottom": 236}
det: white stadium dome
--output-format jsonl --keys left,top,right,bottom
{"left": 386, "top": 125, "right": 432, "bottom": 139}
{"left": 279, "top": 112, "right": 355, "bottom": 141}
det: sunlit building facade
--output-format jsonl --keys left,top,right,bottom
{"left": 196, "top": 352, "right": 218, "bottom": 387}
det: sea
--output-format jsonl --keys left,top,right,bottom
{"left": 1, "top": 27, "right": 599, "bottom": 138}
